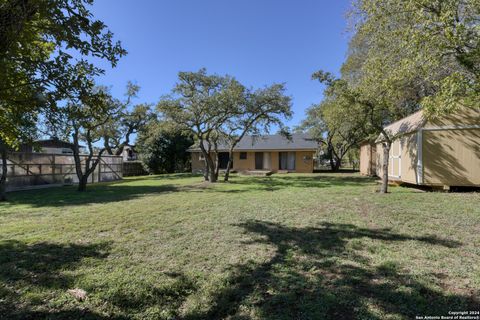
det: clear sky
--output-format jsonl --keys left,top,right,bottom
{"left": 90, "top": 0, "right": 352, "bottom": 131}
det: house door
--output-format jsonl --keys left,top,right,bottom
{"left": 287, "top": 152, "right": 296, "bottom": 170}
{"left": 263, "top": 152, "right": 271, "bottom": 170}
{"left": 218, "top": 152, "right": 231, "bottom": 170}
{"left": 255, "top": 152, "right": 264, "bottom": 170}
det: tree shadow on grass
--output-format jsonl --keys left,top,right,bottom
{"left": 2, "top": 174, "right": 375, "bottom": 208}
{"left": 0, "top": 240, "right": 115, "bottom": 319}
{"left": 2, "top": 180, "right": 210, "bottom": 209}
{"left": 0, "top": 241, "right": 198, "bottom": 319}
{"left": 184, "top": 221, "right": 475, "bottom": 320}
{"left": 4, "top": 183, "right": 182, "bottom": 208}
{"left": 103, "top": 271, "right": 197, "bottom": 319}
{"left": 221, "top": 174, "right": 376, "bottom": 193}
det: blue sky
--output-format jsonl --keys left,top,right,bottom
{"left": 90, "top": 0, "right": 352, "bottom": 132}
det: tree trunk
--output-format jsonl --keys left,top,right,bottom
{"left": 199, "top": 142, "right": 217, "bottom": 182}
{"left": 0, "top": 148, "right": 7, "bottom": 201}
{"left": 204, "top": 159, "right": 209, "bottom": 181}
{"left": 326, "top": 143, "right": 337, "bottom": 171}
{"left": 214, "top": 152, "right": 220, "bottom": 181}
{"left": 224, "top": 149, "right": 234, "bottom": 182}
{"left": 333, "top": 158, "right": 341, "bottom": 171}
{"left": 72, "top": 127, "right": 105, "bottom": 192}
{"left": 77, "top": 157, "right": 102, "bottom": 192}
{"left": 104, "top": 137, "right": 114, "bottom": 155}
{"left": 77, "top": 175, "right": 88, "bottom": 192}
{"left": 328, "top": 152, "right": 337, "bottom": 172}
{"left": 209, "top": 167, "right": 217, "bottom": 182}
{"left": 380, "top": 141, "right": 391, "bottom": 194}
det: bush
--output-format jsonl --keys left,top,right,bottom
{"left": 136, "top": 121, "right": 193, "bottom": 174}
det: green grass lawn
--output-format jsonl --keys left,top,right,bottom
{"left": 0, "top": 173, "right": 479, "bottom": 319}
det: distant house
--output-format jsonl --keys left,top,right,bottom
{"left": 19, "top": 138, "right": 84, "bottom": 154}
{"left": 188, "top": 133, "right": 318, "bottom": 174}
{"left": 360, "top": 107, "right": 480, "bottom": 188}
{"left": 121, "top": 145, "right": 138, "bottom": 162}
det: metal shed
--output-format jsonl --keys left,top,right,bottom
{"left": 359, "top": 141, "right": 376, "bottom": 176}
{"left": 360, "top": 107, "right": 480, "bottom": 188}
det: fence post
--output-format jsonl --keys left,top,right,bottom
{"left": 98, "top": 158, "right": 102, "bottom": 182}
{"left": 52, "top": 154, "right": 56, "bottom": 182}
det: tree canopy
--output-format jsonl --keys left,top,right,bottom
{"left": 351, "top": 0, "right": 479, "bottom": 115}
{"left": 0, "top": 0, "right": 126, "bottom": 148}
{"left": 158, "top": 69, "right": 292, "bottom": 182}
{"left": 136, "top": 120, "right": 193, "bottom": 174}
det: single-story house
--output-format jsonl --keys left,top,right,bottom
{"left": 359, "top": 106, "right": 480, "bottom": 187}
{"left": 19, "top": 138, "right": 85, "bottom": 154}
{"left": 121, "top": 145, "right": 138, "bottom": 162}
{"left": 188, "top": 133, "right": 318, "bottom": 174}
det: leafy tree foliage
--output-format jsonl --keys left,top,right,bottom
{"left": 97, "top": 82, "right": 153, "bottom": 156}
{"left": 136, "top": 121, "right": 193, "bottom": 174}
{"left": 157, "top": 69, "right": 245, "bottom": 182}
{"left": 221, "top": 84, "right": 292, "bottom": 181}
{"left": 158, "top": 69, "right": 292, "bottom": 183}
{"left": 0, "top": 0, "right": 125, "bottom": 198}
{"left": 309, "top": 0, "right": 479, "bottom": 193}
{"left": 300, "top": 73, "right": 365, "bottom": 171}
{"left": 352, "top": 0, "right": 479, "bottom": 115}
{"left": 312, "top": 70, "right": 408, "bottom": 193}
{"left": 64, "top": 86, "right": 121, "bottom": 192}
{"left": 0, "top": 0, "right": 126, "bottom": 148}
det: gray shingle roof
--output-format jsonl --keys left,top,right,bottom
{"left": 189, "top": 133, "right": 318, "bottom": 151}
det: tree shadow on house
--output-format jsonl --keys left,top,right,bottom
{"left": 403, "top": 127, "right": 479, "bottom": 189}
{"left": 183, "top": 220, "right": 475, "bottom": 320}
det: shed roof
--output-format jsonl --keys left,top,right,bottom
{"left": 384, "top": 110, "right": 425, "bottom": 136}
{"left": 188, "top": 133, "right": 318, "bottom": 152}
{"left": 377, "top": 110, "right": 426, "bottom": 142}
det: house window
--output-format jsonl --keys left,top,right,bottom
{"left": 239, "top": 152, "right": 247, "bottom": 160}
{"left": 279, "top": 152, "right": 296, "bottom": 170}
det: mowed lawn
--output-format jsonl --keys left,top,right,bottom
{"left": 0, "top": 173, "right": 479, "bottom": 320}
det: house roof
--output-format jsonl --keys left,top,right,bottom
{"left": 35, "top": 139, "right": 76, "bottom": 148}
{"left": 188, "top": 133, "right": 318, "bottom": 152}
{"left": 377, "top": 110, "right": 426, "bottom": 142}
{"left": 20, "top": 138, "right": 85, "bottom": 150}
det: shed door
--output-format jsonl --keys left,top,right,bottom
{"left": 389, "top": 140, "right": 401, "bottom": 179}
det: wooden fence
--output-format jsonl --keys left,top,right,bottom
{"left": 2, "top": 152, "right": 123, "bottom": 192}
{"left": 123, "top": 161, "right": 148, "bottom": 177}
